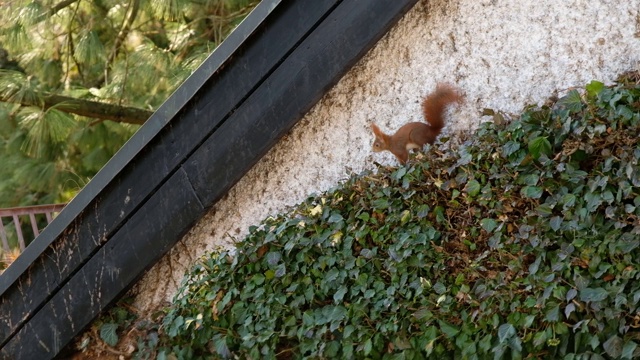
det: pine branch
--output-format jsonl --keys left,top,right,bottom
{"left": 49, "top": 0, "right": 81, "bottom": 16}
{"left": 0, "top": 92, "right": 152, "bottom": 125}
{"left": 99, "top": 0, "right": 140, "bottom": 88}
{"left": 109, "top": 0, "right": 139, "bottom": 65}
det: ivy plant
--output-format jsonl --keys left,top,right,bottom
{"left": 156, "top": 75, "right": 640, "bottom": 359}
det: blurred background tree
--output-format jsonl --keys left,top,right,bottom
{"left": 0, "top": 0, "right": 258, "bottom": 207}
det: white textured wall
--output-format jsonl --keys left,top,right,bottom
{"left": 132, "top": 0, "right": 640, "bottom": 310}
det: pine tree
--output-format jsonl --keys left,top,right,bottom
{"left": 0, "top": 0, "right": 257, "bottom": 207}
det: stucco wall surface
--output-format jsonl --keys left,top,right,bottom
{"left": 132, "top": 0, "right": 640, "bottom": 310}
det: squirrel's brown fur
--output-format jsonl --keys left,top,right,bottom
{"left": 371, "top": 83, "right": 463, "bottom": 164}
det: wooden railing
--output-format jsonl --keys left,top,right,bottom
{"left": 0, "top": 204, "right": 66, "bottom": 252}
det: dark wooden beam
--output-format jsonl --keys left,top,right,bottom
{"left": 0, "top": 0, "right": 419, "bottom": 358}
{"left": 2, "top": 169, "right": 203, "bottom": 358}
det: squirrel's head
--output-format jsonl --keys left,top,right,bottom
{"left": 370, "top": 123, "right": 388, "bottom": 152}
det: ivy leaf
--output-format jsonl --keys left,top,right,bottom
{"left": 521, "top": 186, "right": 543, "bottom": 199}
{"left": 343, "top": 325, "right": 355, "bottom": 338}
{"left": 166, "top": 315, "right": 183, "bottom": 337}
{"left": 400, "top": 209, "right": 411, "bottom": 224}
{"left": 252, "top": 274, "right": 265, "bottom": 285}
{"left": 265, "top": 269, "right": 275, "bottom": 280}
{"left": 357, "top": 211, "right": 370, "bottom": 222}
{"left": 328, "top": 212, "right": 343, "bottom": 223}
{"left": 372, "top": 198, "right": 389, "bottom": 209}
{"left": 562, "top": 194, "right": 577, "bottom": 209}
{"left": 457, "top": 147, "right": 473, "bottom": 165}
{"left": 528, "top": 136, "right": 552, "bottom": 159}
{"left": 479, "top": 334, "right": 493, "bottom": 352}
{"left": 536, "top": 204, "right": 553, "bottom": 217}
{"left": 333, "top": 286, "right": 348, "bottom": 303}
{"left": 528, "top": 256, "right": 541, "bottom": 275}
{"left": 480, "top": 218, "right": 498, "bottom": 232}
{"left": 394, "top": 336, "right": 412, "bottom": 350}
{"left": 413, "top": 308, "right": 432, "bottom": 320}
{"left": 213, "top": 335, "right": 231, "bottom": 358}
{"left": 579, "top": 287, "right": 609, "bottom": 302}
{"left": 617, "top": 104, "right": 634, "bottom": 120}
{"left": 275, "top": 263, "right": 286, "bottom": 278}
{"left": 523, "top": 315, "right": 536, "bottom": 328}
{"left": 392, "top": 167, "right": 407, "bottom": 180}
{"left": 545, "top": 304, "right": 560, "bottom": 322}
{"left": 585, "top": 80, "right": 605, "bottom": 99}
{"left": 326, "top": 305, "right": 347, "bottom": 322}
{"left": 502, "top": 141, "right": 521, "bottom": 157}
{"left": 416, "top": 204, "right": 430, "bottom": 218}
{"left": 302, "top": 311, "right": 314, "bottom": 326}
{"left": 585, "top": 192, "right": 603, "bottom": 211}
{"left": 438, "top": 320, "right": 460, "bottom": 338}
{"left": 557, "top": 89, "right": 584, "bottom": 113}
{"left": 465, "top": 179, "right": 481, "bottom": 197}
{"left": 434, "top": 206, "right": 445, "bottom": 223}
{"left": 549, "top": 216, "right": 562, "bottom": 231}
{"left": 325, "top": 268, "right": 340, "bottom": 283}
{"left": 364, "top": 289, "right": 376, "bottom": 299}
{"left": 433, "top": 282, "right": 447, "bottom": 295}
{"left": 519, "top": 174, "right": 539, "bottom": 186}
{"left": 363, "top": 338, "right": 373, "bottom": 355}
{"left": 497, "top": 323, "right": 516, "bottom": 343}
{"left": 100, "top": 323, "right": 119, "bottom": 347}
{"left": 360, "top": 248, "right": 374, "bottom": 259}
{"left": 533, "top": 331, "right": 547, "bottom": 347}
{"left": 266, "top": 252, "right": 281, "bottom": 266}
{"left": 603, "top": 335, "right": 623, "bottom": 358}
{"left": 622, "top": 341, "right": 638, "bottom": 360}
{"left": 509, "top": 335, "right": 523, "bottom": 352}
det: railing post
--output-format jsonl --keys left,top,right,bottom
{"left": 0, "top": 221, "right": 9, "bottom": 253}
{"left": 12, "top": 215, "right": 26, "bottom": 251}
{"left": 28, "top": 213, "right": 39, "bottom": 238}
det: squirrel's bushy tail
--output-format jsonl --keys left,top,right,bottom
{"left": 421, "top": 83, "right": 463, "bottom": 132}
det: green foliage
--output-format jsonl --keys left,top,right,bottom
{"left": 100, "top": 323, "right": 119, "bottom": 347}
{"left": 0, "top": 0, "right": 258, "bottom": 208}
{"left": 0, "top": 0, "right": 258, "bottom": 109}
{"left": 0, "top": 96, "right": 132, "bottom": 206}
{"left": 156, "top": 78, "right": 640, "bottom": 359}
{"left": 74, "top": 297, "right": 162, "bottom": 359}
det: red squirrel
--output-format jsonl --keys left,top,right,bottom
{"left": 370, "top": 83, "right": 463, "bottom": 164}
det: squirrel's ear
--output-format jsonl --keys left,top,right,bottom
{"left": 370, "top": 123, "right": 381, "bottom": 134}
